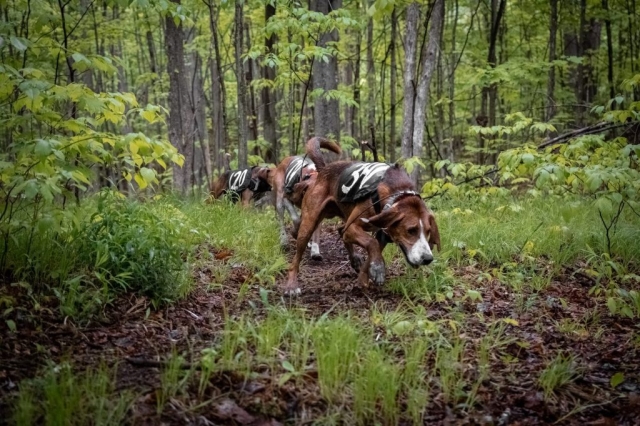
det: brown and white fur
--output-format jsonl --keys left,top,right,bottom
{"left": 209, "top": 166, "right": 272, "bottom": 207}
{"left": 268, "top": 137, "right": 341, "bottom": 260}
{"left": 283, "top": 138, "right": 440, "bottom": 295}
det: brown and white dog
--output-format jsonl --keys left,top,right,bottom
{"left": 283, "top": 138, "right": 440, "bottom": 295}
{"left": 210, "top": 166, "right": 272, "bottom": 207}
{"left": 268, "top": 137, "right": 342, "bottom": 259}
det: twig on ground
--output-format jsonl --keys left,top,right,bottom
{"left": 125, "top": 357, "right": 199, "bottom": 370}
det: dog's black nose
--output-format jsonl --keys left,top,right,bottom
{"left": 422, "top": 255, "right": 434, "bottom": 265}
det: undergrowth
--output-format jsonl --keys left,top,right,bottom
{"left": 5, "top": 192, "right": 640, "bottom": 424}
{"left": 12, "top": 362, "right": 133, "bottom": 426}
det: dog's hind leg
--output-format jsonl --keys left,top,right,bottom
{"left": 283, "top": 203, "right": 326, "bottom": 295}
{"left": 309, "top": 228, "right": 322, "bottom": 261}
{"left": 276, "top": 189, "right": 289, "bottom": 247}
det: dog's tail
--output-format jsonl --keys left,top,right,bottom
{"left": 305, "top": 137, "right": 341, "bottom": 170}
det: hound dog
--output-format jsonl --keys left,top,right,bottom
{"left": 283, "top": 137, "right": 440, "bottom": 295}
{"left": 210, "top": 166, "right": 272, "bottom": 207}
{"left": 268, "top": 137, "right": 342, "bottom": 260}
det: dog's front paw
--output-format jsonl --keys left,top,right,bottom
{"left": 281, "top": 280, "right": 302, "bottom": 296}
{"left": 349, "top": 254, "right": 364, "bottom": 272}
{"left": 369, "top": 261, "right": 385, "bottom": 286}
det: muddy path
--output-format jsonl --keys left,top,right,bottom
{"left": 1, "top": 223, "right": 639, "bottom": 424}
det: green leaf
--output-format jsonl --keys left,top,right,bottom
{"left": 6, "top": 319, "right": 16, "bottom": 332}
{"left": 34, "top": 139, "right": 52, "bottom": 158}
{"left": 10, "top": 36, "right": 27, "bottom": 52}
{"left": 281, "top": 360, "right": 295, "bottom": 372}
{"left": 141, "top": 109, "right": 156, "bottom": 123}
{"left": 278, "top": 372, "right": 293, "bottom": 387}
{"left": 134, "top": 172, "right": 147, "bottom": 189}
{"left": 610, "top": 372, "right": 624, "bottom": 388}
{"left": 392, "top": 320, "right": 414, "bottom": 336}
{"left": 594, "top": 197, "right": 613, "bottom": 216}
{"left": 467, "top": 289, "right": 483, "bottom": 301}
{"left": 140, "top": 167, "right": 156, "bottom": 183}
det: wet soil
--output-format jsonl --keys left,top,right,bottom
{"left": 1, "top": 224, "right": 639, "bottom": 425}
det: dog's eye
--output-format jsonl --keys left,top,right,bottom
{"left": 407, "top": 227, "right": 419, "bottom": 237}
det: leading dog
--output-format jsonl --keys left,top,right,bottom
{"left": 268, "top": 137, "right": 342, "bottom": 260}
{"left": 283, "top": 138, "right": 440, "bottom": 295}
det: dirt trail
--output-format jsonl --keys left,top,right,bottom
{"left": 1, "top": 223, "right": 639, "bottom": 424}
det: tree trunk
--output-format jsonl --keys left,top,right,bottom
{"left": 164, "top": 2, "right": 194, "bottom": 194}
{"left": 479, "top": 0, "right": 506, "bottom": 164}
{"left": 353, "top": 29, "right": 362, "bottom": 143}
{"left": 245, "top": 22, "right": 259, "bottom": 145}
{"left": 603, "top": 0, "right": 615, "bottom": 100}
{"left": 343, "top": 53, "right": 354, "bottom": 140}
{"left": 410, "top": 0, "right": 445, "bottom": 185}
{"left": 546, "top": 0, "right": 558, "bottom": 122}
{"left": 262, "top": 1, "right": 277, "bottom": 163}
{"left": 234, "top": 0, "right": 249, "bottom": 168}
{"left": 448, "top": 0, "right": 458, "bottom": 161}
{"left": 575, "top": 0, "right": 602, "bottom": 124}
{"left": 366, "top": 10, "right": 375, "bottom": 155}
{"left": 389, "top": 7, "right": 397, "bottom": 163}
{"left": 401, "top": 2, "right": 420, "bottom": 160}
{"left": 207, "top": 2, "right": 227, "bottom": 174}
{"left": 312, "top": 0, "right": 342, "bottom": 140}
{"left": 189, "top": 50, "right": 212, "bottom": 191}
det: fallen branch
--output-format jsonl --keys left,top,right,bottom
{"left": 424, "top": 167, "right": 499, "bottom": 200}
{"left": 125, "top": 356, "right": 198, "bottom": 370}
{"left": 537, "top": 121, "right": 633, "bottom": 149}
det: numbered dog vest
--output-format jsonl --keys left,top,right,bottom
{"left": 226, "top": 168, "right": 252, "bottom": 193}
{"left": 338, "top": 162, "right": 390, "bottom": 203}
{"left": 284, "top": 156, "right": 316, "bottom": 194}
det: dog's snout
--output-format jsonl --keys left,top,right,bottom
{"left": 422, "top": 255, "right": 434, "bottom": 265}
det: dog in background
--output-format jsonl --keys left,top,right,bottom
{"left": 268, "top": 137, "right": 341, "bottom": 260}
{"left": 210, "top": 165, "right": 272, "bottom": 207}
{"left": 283, "top": 137, "right": 440, "bottom": 295}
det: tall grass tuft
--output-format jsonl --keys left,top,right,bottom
{"left": 312, "top": 316, "right": 362, "bottom": 402}
{"left": 538, "top": 353, "right": 580, "bottom": 400}
{"left": 12, "top": 362, "right": 133, "bottom": 426}
{"left": 402, "top": 339, "right": 430, "bottom": 424}
{"left": 352, "top": 347, "right": 402, "bottom": 425}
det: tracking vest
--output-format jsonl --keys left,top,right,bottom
{"left": 338, "top": 162, "right": 390, "bottom": 203}
{"left": 284, "top": 156, "right": 316, "bottom": 194}
{"left": 227, "top": 168, "right": 253, "bottom": 194}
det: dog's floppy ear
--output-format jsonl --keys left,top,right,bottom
{"left": 428, "top": 213, "right": 441, "bottom": 251}
{"left": 362, "top": 208, "right": 405, "bottom": 229}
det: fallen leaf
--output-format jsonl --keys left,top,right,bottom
{"left": 213, "top": 398, "right": 255, "bottom": 425}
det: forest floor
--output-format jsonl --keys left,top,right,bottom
{"left": 1, "top": 221, "right": 640, "bottom": 425}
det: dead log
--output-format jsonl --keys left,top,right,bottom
{"left": 537, "top": 121, "right": 634, "bottom": 149}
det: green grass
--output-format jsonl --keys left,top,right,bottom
{"left": 12, "top": 362, "right": 134, "bottom": 426}
{"left": 312, "top": 315, "right": 362, "bottom": 402}
{"left": 430, "top": 195, "right": 640, "bottom": 268}
{"left": 7, "top": 193, "right": 640, "bottom": 423}
{"left": 538, "top": 353, "right": 580, "bottom": 400}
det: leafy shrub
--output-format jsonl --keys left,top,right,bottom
{"left": 75, "top": 192, "right": 190, "bottom": 304}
